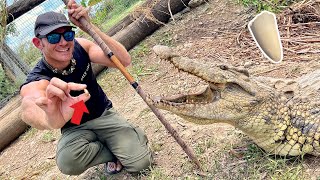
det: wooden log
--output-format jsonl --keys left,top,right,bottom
{"left": 106, "top": 14, "right": 136, "bottom": 37}
{"left": 6, "top": 0, "right": 46, "bottom": 24}
{"left": 0, "top": 96, "right": 28, "bottom": 151}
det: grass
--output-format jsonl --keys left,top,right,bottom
{"left": 146, "top": 167, "right": 172, "bottom": 180}
{"left": 150, "top": 142, "right": 164, "bottom": 152}
{"left": 18, "top": 160, "right": 56, "bottom": 179}
{"left": 129, "top": 42, "right": 158, "bottom": 81}
{"left": 20, "top": 128, "right": 57, "bottom": 143}
{"left": 41, "top": 130, "right": 56, "bottom": 143}
{"left": 100, "top": 1, "right": 144, "bottom": 32}
{"left": 159, "top": 31, "right": 174, "bottom": 46}
{"left": 238, "top": 143, "right": 307, "bottom": 179}
{"left": 236, "top": 0, "right": 297, "bottom": 12}
{"left": 194, "top": 139, "right": 215, "bottom": 156}
{"left": 154, "top": 31, "right": 175, "bottom": 46}
{"left": 21, "top": 127, "right": 38, "bottom": 140}
{"left": 78, "top": 0, "right": 144, "bottom": 38}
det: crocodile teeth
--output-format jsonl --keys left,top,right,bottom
{"left": 152, "top": 85, "right": 217, "bottom": 106}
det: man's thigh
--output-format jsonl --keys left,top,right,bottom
{"left": 87, "top": 109, "right": 151, "bottom": 165}
{"left": 56, "top": 127, "right": 113, "bottom": 175}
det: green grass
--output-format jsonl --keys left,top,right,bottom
{"left": 240, "top": 144, "right": 306, "bottom": 179}
{"left": 129, "top": 42, "right": 158, "bottom": 81}
{"left": 194, "top": 139, "right": 215, "bottom": 155}
{"left": 150, "top": 142, "right": 164, "bottom": 152}
{"left": 41, "top": 131, "right": 56, "bottom": 143}
{"left": 21, "top": 128, "right": 38, "bottom": 140}
{"left": 236, "top": 0, "right": 297, "bottom": 12}
{"left": 93, "top": 0, "right": 144, "bottom": 32}
{"left": 146, "top": 167, "right": 172, "bottom": 180}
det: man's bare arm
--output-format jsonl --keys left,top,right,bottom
{"left": 21, "top": 96, "right": 51, "bottom": 130}
{"left": 89, "top": 24, "right": 131, "bottom": 67}
{"left": 67, "top": 1, "right": 131, "bottom": 68}
{"left": 20, "top": 80, "right": 53, "bottom": 130}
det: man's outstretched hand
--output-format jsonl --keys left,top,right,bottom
{"left": 35, "top": 77, "right": 91, "bottom": 129}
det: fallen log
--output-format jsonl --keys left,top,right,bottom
{"left": 0, "top": 0, "right": 191, "bottom": 151}
{"left": 0, "top": 96, "right": 28, "bottom": 151}
{"left": 106, "top": 14, "right": 136, "bottom": 37}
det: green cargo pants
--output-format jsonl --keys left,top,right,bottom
{"left": 56, "top": 108, "right": 153, "bottom": 175}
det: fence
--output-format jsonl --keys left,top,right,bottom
{"left": 0, "top": 0, "right": 142, "bottom": 108}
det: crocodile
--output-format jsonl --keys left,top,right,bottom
{"left": 150, "top": 45, "right": 320, "bottom": 156}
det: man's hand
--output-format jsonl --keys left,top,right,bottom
{"left": 35, "top": 77, "right": 90, "bottom": 128}
{"left": 67, "top": 0, "right": 90, "bottom": 33}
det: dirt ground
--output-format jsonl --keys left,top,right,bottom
{"left": 1, "top": 0, "right": 320, "bottom": 179}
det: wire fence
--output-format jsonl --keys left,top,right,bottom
{"left": 0, "top": 0, "right": 143, "bottom": 108}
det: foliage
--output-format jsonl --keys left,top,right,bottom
{"left": 80, "top": 0, "right": 102, "bottom": 7}
{"left": 0, "top": 0, "right": 17, "bottom": 45}
{"left": 0, "top": 0, "right": 19, "bottom": 101}
{"left": 0, "top": 65, "right": 16, "bottom": 100}
{"left": 236, "top": 0, "right": 297, "bottom": 12}
{"left": 91, "top": 0, "right": 142, "bottom": 28}
{"left": 0, "top": 0, "right": 7, "bottom": 45}
{"left": 17, "top": 42, "right": 41, "bottom": 66}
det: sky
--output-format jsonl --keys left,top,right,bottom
{"left": 6, "top": 0, "right": 14, "bottom": 6}
{"left": 5, "top": 0, "right": 82, "bottom": 49}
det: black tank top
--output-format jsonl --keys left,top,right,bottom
{"left": 21, "top": 40, "right": 112, "bottom": 128}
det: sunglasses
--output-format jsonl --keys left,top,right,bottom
{"left": 38, "top": 30, "right": 75, "bottom": 44}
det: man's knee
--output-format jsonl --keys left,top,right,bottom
{"left": 56, "top": 150, "right": 86, "bottom": 175}
{"left": 125, "top": 152, "right": 153, "bottom": 173}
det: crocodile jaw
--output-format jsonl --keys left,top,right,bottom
{"left": 151, "top": 82, "right": 258, "bottom": 125}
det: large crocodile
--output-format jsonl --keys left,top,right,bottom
{"left": 150, "top": 45, "right": 320, "bottom": 156}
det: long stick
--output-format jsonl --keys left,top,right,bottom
{"left": 62, "top": 0, "right": 201, "bottom": 169}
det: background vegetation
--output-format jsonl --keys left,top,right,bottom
{"left": 237, "top": 0, "right": 296, "bottom": 12}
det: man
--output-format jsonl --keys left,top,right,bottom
{"left": 19, "top": 0, "right": 152, "bottom": 176}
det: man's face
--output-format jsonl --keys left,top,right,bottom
{"left": 40, "top": 27, "right": 75, "bottom": 64}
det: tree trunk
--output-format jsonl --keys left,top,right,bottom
{"left": 6, "top": 0, "right": 46, "bottom": 24}
{"left": 0, "top": 0, "right": 191, "bottom": 151}
{"left": 93, "top": 0, "right": 191, "bottom": 75}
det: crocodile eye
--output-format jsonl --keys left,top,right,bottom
{"left": 219, "top": 65, "right": 228, "bottom": 70}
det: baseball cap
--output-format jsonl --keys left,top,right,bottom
{"left": 34, "top": 11, "right": 74, "bottom": 36}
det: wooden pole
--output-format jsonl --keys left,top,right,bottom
{"left": 61, "top": 0, "right": 202, "bottom": 170}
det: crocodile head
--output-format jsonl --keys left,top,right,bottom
{"left": 150, "top": 45, "right": 320, "bottom": 156}
{"left": 151, "top": 45, "right": 274, "bottom": 127}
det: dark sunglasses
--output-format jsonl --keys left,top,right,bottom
{"left": 38, "top": 30, "right": 75, "bottom": 44}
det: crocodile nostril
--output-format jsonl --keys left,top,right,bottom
{"left": 219, "top": 65, "right": 228, "bottom": 70}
